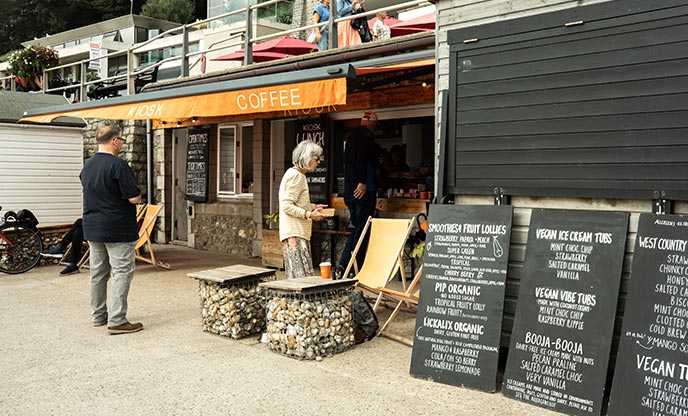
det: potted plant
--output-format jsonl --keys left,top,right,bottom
{"left": 8, "top": 44, "right": 60, "bottom": 91}
{"left": 261, "top": 211, "right": 283, "bottom": 268}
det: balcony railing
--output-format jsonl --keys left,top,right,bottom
{"left": 1, "top": 0, "right": 433, "bottom": 102}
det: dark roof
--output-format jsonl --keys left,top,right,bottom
{"left": 0, "top": 91, "right": 86, "bottom": 127}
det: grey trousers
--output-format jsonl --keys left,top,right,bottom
{"left": 89, "top": 241, "right": 136, "bottom": 326}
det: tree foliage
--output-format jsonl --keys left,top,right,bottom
{"left": 0, "top": 0, "right": 206, "bottom": 56}
{"left": 141, "top": 0, "right": 195, "bottom": 24}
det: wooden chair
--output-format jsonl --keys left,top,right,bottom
{"left": 75, "top": 203, "right": 152, "bottom": 268}
{"left": 377, "top": 264, "right": 423, "bottom": 346}
{"left": 342, "top": 216, "right": 415, "bottom": 311}
{"left": 135, "top": 204, "right": 171, "bottom": 269}
{"left": 59, "top": 241, "right": 90, "bottom": 270}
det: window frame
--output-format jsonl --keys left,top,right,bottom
{"left": 216, "top": 122, "right": 253, "bottom": 198}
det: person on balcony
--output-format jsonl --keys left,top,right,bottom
{"left": 337, "top": 0, "right": 363, "bottom": 47}
{"left": 373, "top": 11, "right": 391, "bottom": 41}
{"left": 313, "top": 0, "right": 331, "bottom": 51}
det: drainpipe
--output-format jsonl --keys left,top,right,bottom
{"left": 146, "top": 119, "right": 154, "bottom": 204}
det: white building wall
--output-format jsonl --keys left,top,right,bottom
{"left": 0, "top": 124, "right": 84, "bottom": 226}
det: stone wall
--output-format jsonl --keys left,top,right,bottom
{"left": 192, "top": 201, "right": 256, "bottom": 256}
{"left": 292, "top": 0, "right": 321, "bottom": 39}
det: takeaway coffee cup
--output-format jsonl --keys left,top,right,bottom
{"left": 319, "top": 262, "right": 332, "bottom": 279}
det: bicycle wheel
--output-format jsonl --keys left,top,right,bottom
{"left": 0, "top": 223, "right": 43, "bottom": 274}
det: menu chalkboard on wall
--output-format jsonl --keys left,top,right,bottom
{"left": 502, "top": 209, "right": 628, "bottom": 416}
{"left": 295, "top": 119, "right": 329, "bottom": 204}
{"left": 185, "top": 128, "right": 210, "bottom": 202}
{"left": 607, "top": 213, "right": 688, "bottom": 416}
{"left": 410, "top": 204, "right": 513, "bottom": 392}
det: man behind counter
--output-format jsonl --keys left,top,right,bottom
{"left": 336, "top": 111, "right": 379, "bottom": 279}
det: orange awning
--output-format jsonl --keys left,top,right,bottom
{"left": 21, "top": 78, "right": 347, "bottom": 125}
{"left": 21, "top": 64, "right": 355, "bottom": 126}
{"left": 354, "top": 58, "right": 435, "bottom": 75}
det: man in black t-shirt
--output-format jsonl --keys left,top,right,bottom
{"left": 80, "top": 125, "right": 143, "bottom": 334}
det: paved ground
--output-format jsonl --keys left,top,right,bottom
{"left": 0, "top": 245, "right": 560, "bottom": 416}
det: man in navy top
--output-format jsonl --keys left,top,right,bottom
{"left": 337, "top": 111, "right": 379, "bottom": 278}
{"left": 80, "top": 125, "right": 143, "bottom": 334}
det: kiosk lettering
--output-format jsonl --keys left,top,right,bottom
{"left": 295, "top": 119, "right": 329, "bottom": 204}
{"left": 608, "top": 214, "right": 688, "bottom": 416}
{"left": 185, "top": 128, "right": 210, "bottom": 202}
{"left": 410, "top": 204, "right": 512, "bottom": 392}
{"left": 502, "top": 209, "right": 628, "bottom": 416}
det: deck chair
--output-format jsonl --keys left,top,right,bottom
{"left": 60, "top": 241, "right": 90, "bottom": 270}
{"left": 343, "top": 216, "right": 415, "bottom": 311}
{"left": 135, "top": 204, "right": 171, "bottom": 269}
{"left": 377, "top": 264, "right": 423, "bottom": 346}
{"left": 76, "top": 203, "right": 149, "bottom": 269}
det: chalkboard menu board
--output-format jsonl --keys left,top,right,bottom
{"left": 185, "top": 128, "right": 209, "bottom": 202}
{"left": 502, "top": 209, "right": 628, "bottom": 415}
{"left": 410, "top": 204, "right": 513, "bottom": 392}
{"left": 608, "top": 213, "right": 688, "bottom": 416}
{"left": 295, "top": 119, "right": 329, "bottom": 204}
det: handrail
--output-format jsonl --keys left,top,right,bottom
{"left": 33, "top": 0, "right": 433, "bottom": 101}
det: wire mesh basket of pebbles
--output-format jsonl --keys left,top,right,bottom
{"left": 265, "top": 288, "right": 356, "bottom": 360}
{"left": 193, "top": 266, "right": 277, "bottom": 339}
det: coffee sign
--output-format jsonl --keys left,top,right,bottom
{"left": 502, "top": 209, "right": 628, "bottom": 415}
{"left": 410, "top": 204, "right": 513, "bottom": 392}
{"left": 607, "top": 213, "right": 688, "bottom": 416}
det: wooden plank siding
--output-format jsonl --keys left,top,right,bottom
{"left": 437, "top": 0, "right": 688, "bottom": 350}
{"left": 0, "top": 124, "right": 84, "bottom": 225}
{"left": 446, "top": 0, "right": 688, "bottom": 199}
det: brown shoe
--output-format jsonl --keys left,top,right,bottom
{"left": 107, "top": 322, "right": 144, "bottom": 334}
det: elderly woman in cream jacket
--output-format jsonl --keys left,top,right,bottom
{"left": 279, "top": 140, "right": 328, "bottom": 279}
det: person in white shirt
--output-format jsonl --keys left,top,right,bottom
{"left": 373, "top": 11, "right": 391, "bottom": 41}
{"left": 278, "top": 140, "right": 328, "bottom": 279}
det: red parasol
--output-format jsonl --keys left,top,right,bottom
{"left": 251, "top": 36, "right": 317, "bottom": 55}
{"left": 389, "top": 13, "right": 436, "bottom": 37}
{"left": 211, "top": 51, "right": 289, "bottom": 63}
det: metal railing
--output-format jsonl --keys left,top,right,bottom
{"left": 4, "top": 0, "right": 432, "bottom": 102}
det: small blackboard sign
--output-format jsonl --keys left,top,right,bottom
{"left": 295, "top": 119, "right": 329, "bottom": 204}
{"left": 185, "top": 128, "right": 210, "bottom": 202}
{"left": 607, "top": 213, "right": 688, "bottom": 416}
{"left": 502, "top": 209, "right": 628, "bottom": 416}
{"left": 410, "top": 204, "right": 513, "bottom": 392}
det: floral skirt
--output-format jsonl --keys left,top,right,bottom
{"left": 338, "top": 21, "right": 362, "bottom": 48}
{"left": 282, "top": 236, "right": 314, "bottom": 279}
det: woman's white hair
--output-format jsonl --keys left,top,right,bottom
{"left": 292, "top": 140, "right": 323, "bottom": 169}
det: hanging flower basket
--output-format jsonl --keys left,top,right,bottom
{"left": 8, "top": 45, "right": 60, "bottom": 91}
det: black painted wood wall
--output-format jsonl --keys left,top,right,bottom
{"left": 446, "top": 0, "right": 688, "bottom": 200}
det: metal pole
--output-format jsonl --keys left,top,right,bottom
{"left": 244, "top": 7, "right": 253, "bottom": 65}
{"left": 181, "top": 25, "right": 189, "bottom": 77}
{"left": 329, "top": 0, "right": 337, "bottom": 50}
{"left": 146, "top": 119, "right": 154, "bottom": 204}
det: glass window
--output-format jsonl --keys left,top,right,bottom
{"left": 218, "top": 125, "right": 253, "bottom": 195}
{"left": 218, "top": 126, "right": 237, "bottom": 194}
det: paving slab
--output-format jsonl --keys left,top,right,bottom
{"left": 0, "top": 245, "right": 560, "bottom": 416}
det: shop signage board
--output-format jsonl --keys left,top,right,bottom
{"left": 410, "top": 204, "right": 513, "bottom": 392}
{"left": 607, "top": 213, "right": 688, "bottom": 416}
{"left": 295, "top": 118, "right": 329, "bottom": 204}
{"left": 502, "top": 209, "right": 628, "bottom": 415}
{"left": 185, "top": 127, "right": 209, "bottom": 202}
